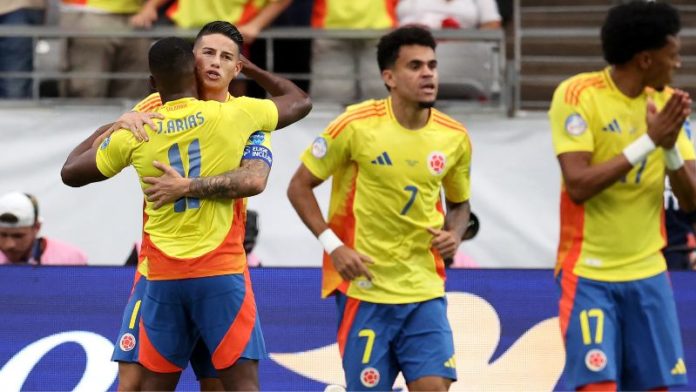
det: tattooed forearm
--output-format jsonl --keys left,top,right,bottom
{"left": 188, "top": 159, "right": 271, "bottom": 199}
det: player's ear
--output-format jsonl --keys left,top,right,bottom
{"left": 637, "top": 51, "right": 653, "bottom": 71}
{"left": 382, "top": 69, "right": 396, "bottom": 90}
{"left": 149, "top": 75, "right": 156, "bottom": 91}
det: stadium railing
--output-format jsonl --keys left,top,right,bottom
{"left": 0, "top": 26, "right": 508, "bottom": 113}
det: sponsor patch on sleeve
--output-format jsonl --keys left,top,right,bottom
{"left": 311, "top": 137, "right": 328, "bottom": 159}
{"left": 565, "top": 113, "right": 588, "bottom": 136}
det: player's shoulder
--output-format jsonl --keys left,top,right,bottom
{"left": 430, "top": 108, "right": 469, "bottom": 135}
{"left": 326, "top": 99, "right": 389, "bottom": 138}
{"left": 555, "top": 69, "right": 609, "bottom": 106}
{"left": 133, "top": 92, "right": 163, "bottom": 112}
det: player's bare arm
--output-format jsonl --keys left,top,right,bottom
{"left": 143, "top": 158, "right": 271, "bottom": 209}
{"left": 288, "top": 164, "right": 374, "bottom": 281}
{"left": 429, "top": 200, "right": 470, "bottom": 260}
{"left": 61, "top": 125, "right": 111, "bottom": 187}
{"left": 239, "top": 56, "right": 312, "bottom": 129}
{"left": 560, "top": 92, "right": 690, "bottom": 204}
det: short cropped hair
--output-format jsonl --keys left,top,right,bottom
{"left": 377, "top": 26, "right": 437, "bottom": 71}
{"left": 195, "top": 21, "right": 244, "bottom": 51}
{"left": 601, "top": 1, "right": 680, "bottom": 65}
{"left": 149, "top": 37, "right": 195, "bottom": 80}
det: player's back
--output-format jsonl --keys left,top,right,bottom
{"left": 101, "top": 97, "right": 269, "bottom": 279}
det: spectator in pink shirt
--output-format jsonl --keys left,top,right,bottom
{"left": 0, "top": 192, "right": 87, "bottom": 265}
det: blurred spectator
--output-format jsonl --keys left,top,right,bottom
{"left": 309, "top": 0, "right": 397, "bottom": 104}
{"left": 0, "top": 192, "right": 87, "bottom": 265}
{"left": 397, "top": 0, "right": 502, "bottom": 30}
{"left": 663, "top": 178, "right": 696, "bottom": 270}
{"left": 0, "top": 0, "right": 46, "bottom": 99}
{"left": 59, "top": 0, "right": 150, "bottom": 98}
{"left": 397, "top": 0, "right": 503, "bottom": 101}
{"left": 245, "top": 210, "right": 262, "bottom": 267}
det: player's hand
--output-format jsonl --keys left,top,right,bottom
{"left": 329, "top": 246, "right": 374, "bottom": 281}
{"left": 646, "top": 90, "right": 692, "bottom": 149}
{"left": 427, "top": 227, "right": 461, "bottom": 260}
{"left": 142, "top": 161, "right": 192, "bottom": 209}
{"left": 107, "top": 111, "right": 164, "bottom": 142}
{"left": 130, "top": 5, "right": 158, "bottom": 29}
{"left": 238, "top": 24, "right": 261, "bottom": 45}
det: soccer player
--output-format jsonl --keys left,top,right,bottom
{"left": 103, "top": 21, "right": 311, "bottom": 392}
{"left": 61, "top": 37, "right": 281, "bottom": 391}
{"left": 549, "top": 2, "right": 695, "bottom": 390}
{"left": 287, "top": 26, "right": 471, "bottom": 391}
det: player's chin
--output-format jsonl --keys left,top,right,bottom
{"left": 418, "top": 99, "right": 436, "bottom": 109}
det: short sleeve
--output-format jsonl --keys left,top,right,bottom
{"left": 232, "top": 96, "right": 279, "bottom": 132}
{"left": 443, "top": 136, "right": 472, "bottom": 203}
{"left": 476, "top": 0, "right": 502, "bottom": 24}
{"left": 95, "top": 130, "right": 138, "bottom": 178}
{"left": 549, "top": 82, "right": 595, "bottom": 156}
{"left": 677, "top": 118, "right": 696, "bottom": 160}
{"left": 131, "top": 92, "right": 162, "bottom": 112}
{"left": 242, "top": 131, "right": 273, "bottom": 167}
{"left": 300, "top": 119, "right": 353, "bottom": 180}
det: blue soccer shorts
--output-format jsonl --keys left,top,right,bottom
{"left": 558, "top": 271, "right": 687, "bottom": 390}
{"left": 335, "top": 292, "right": 457, "bottom": 391}
{"left": 137, "top": 271, "right": 267, "bottom": 374}
{"left": 111, "top": 274, "right": 218, "bottom": 379}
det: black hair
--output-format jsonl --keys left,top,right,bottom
{"left": 601, "top": 1, "right": 680, "bottom": 65}
{"left": 377, "top": 26, "right": 437, "bottom": 71}
{"left": 148, "top": 37, "right": 196, "bottom": 90}
{"left": 195, "top": 21, "right": 244, "bottom": 50}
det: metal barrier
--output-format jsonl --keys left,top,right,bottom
{"left": 0, "top": 26, "right": 508, "bottom": 112}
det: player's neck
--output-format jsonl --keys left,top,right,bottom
{"left": 160, "top": 89, "right": 198, "bottom": 104}
{"left": 609, "top": 66, "right": 645, "bottom": 98}
{"left": 201, "top": 88, "right": 228, "bottom": 103}
{"left": 390, "top": 95, "right": 430, "bottom": 130}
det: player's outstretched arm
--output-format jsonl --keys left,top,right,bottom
{"left": 239, "top": 56, "right": 312, "bottom": 129}
{"left": 61, "top": 125, "right": 111, "bottom": 187}
{"left": 287, "top": 164, "right": 374, "bottom": 281}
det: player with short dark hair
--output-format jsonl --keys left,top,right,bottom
{"left": 549, "top": 2, "right": 694, "bottom": 390}
{"left": 288, "top": 26, "right": 471, "bottom": 391}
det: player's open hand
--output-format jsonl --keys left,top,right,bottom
{"left": 142, "top": 161, "right": 192, "bottom": 209}
{"left": 427, "top": 227, "right": 461, "bottom": 260}
{"left": 647, "top": 90, "right": 692, "bottom": 149}
{"left": 108, "top": 111, "right": 164, "bottom": 142}
{"left": 330, "top": 246, "right": 374, "bottom": 281}
{"left": 130, "top": 5, "right": 158, "bottom": 29}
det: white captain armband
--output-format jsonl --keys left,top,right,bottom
{"left": 664, "top": 147, "right": 685, "bottom": 171}
{"left": 623, "top": 134, "right": 656, "bottom": 165}
{"left": 318, "top": 229, "right": 344, "bottom": 254}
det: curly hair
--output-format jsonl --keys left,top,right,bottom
{"left": 601, "top": 1, "right": 680, "bottom": 65}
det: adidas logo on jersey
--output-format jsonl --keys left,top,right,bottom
{"left": 444, "top": 355, "right": 456, "bottom": 369}
{"left": 371, "top": 152, "right": 392, "bottom": 166}
{"left": 671, "top": 358, "right": 687, "bottom": 375}
{"left": 602, "top": 119, "right": 621, "bottom": 133}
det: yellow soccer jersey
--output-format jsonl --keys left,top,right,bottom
{"left": 97, "top": 97, "right": 277, "bottom": 280}
{"left": 166, "top": 0, "right": 271, "bottom": 28}
{"left": 549, "top": 67, "right": 695, "bottom": 282}
{"left": 301, "top": 97, "right": 472, "bottom": 304}
{"left": 311, "top": 0, "right": 397, "bottom": 29}
{"left": 62, "top": 0, "right": 143, "bottom": 14}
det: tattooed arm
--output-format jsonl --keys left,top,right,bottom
{"left": 143, "top": 159, "right": 270, "bottom": 209}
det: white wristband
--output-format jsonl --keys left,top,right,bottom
{"left": 318, "top": 229, "right": 344, "bottom": 254}
{"left": 623, "top": 134, "right": 656, "bottom": 165}
{"left": 664, "top": 147, "right": 685, "bottom": 171}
